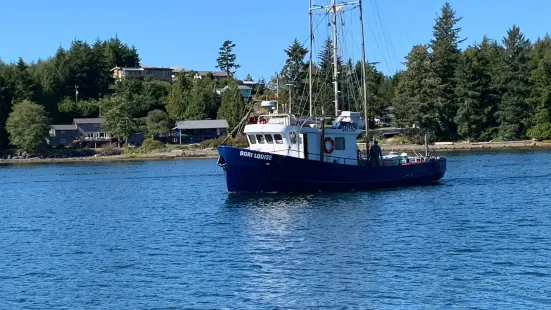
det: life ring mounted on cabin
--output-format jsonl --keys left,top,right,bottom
{"left": 324, "top": 137, "right": 335, "bottom": 154}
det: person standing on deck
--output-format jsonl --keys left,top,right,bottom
{"left": 369, "top": 140, "right": 383, "bottom": 166}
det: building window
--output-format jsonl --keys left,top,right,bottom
{"left": 265, "top": 134, "right": 273, "bottom": 144}
{"left": 60, "top": 130, "right": 65, "bottom": 134}
{"left": 335, "top": 137, "right": 345, "bottom": 150}
{"left": 274, "top": 134, "right": 283, "bottom": 144}
{"left": 248, "top": 134, "right": 257, "bottom": 144}
{"left": 256, "top": 134, "right": 265, "bottom": 144}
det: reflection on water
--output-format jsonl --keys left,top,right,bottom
{"left": 1, "top": 151, "right": 551, "bottom": 308}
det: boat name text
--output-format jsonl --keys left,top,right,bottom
{"left": 240, "top": 151, "right": 272, "bottom": 161}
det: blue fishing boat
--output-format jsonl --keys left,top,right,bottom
{"left": 216, "top": 0, "right": 446, "bottom": 193}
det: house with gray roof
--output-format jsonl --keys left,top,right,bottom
{"left": 49, "top": 118, "right": 111, "bottom": 148}
{"left": 170, "top": 66, "right": 230, "bottom": 82}
{"left": 173, "top": 119, "right": 229, "bottom": 144}
{"left": 111, "top": 66, "right": 173, "bottom": 82}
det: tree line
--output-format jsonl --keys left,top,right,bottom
{"left": 0, "top": 38, "right": 248, "bottom": 151}
{"left": 3, "top": 3, "right": 551, "bottom": 152}
{"left": 393, "top": 3, "right": 551, "bottom": 142}
{"left": 270, "top": 3, "right": 551, "bottom": 142}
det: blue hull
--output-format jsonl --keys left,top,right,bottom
{"left": 216, "top": 146, "right": 447, "bottom": 193}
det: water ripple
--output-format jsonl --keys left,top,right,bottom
{"left": 1, "top": 152, "right": 551, "bottom": 308}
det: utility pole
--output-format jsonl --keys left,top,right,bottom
{"left": 74, "top": 85, "right": 79, "bottom": 104}
{"left": 286, "top": 83, "right": 293, "bottom": 114}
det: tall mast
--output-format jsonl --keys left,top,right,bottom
{"left": 359, "top": 0, "right": 369, "bottom": 132}
{"left": 311, "top": 1, "right": 359, "bottom": 118}
{"left": 331, "top": 0, "right": 339, "bottom": 117}
{"left": 309, "top": 0, "right": 314, "bottom": 118}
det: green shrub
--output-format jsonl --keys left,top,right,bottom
{"left": 140, "top": 138, "right": 166, "bottom": 152}
{"left": 199, "top": 135, "right": 248, "bottom": 149}
{"left": 97, "top": 145, "right": 123, "bottom": 156}
{"left": 381, "top": 134, "right": 418, "bottom": 145}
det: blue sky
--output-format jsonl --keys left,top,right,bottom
{"left": 2, "top": 0, "right": 551, "bottom": 79}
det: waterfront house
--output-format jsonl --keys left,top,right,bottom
{"left": 49, "top": 118, "right": 112, "bottom": 148}
{"left": 173, "top": 119, "right": 229, "bottom": 144}
{"left": 49, "top": 124, "right": 79, "bottom": 147}
{"left": 215, "top": 85, "right": 253, "bottom": 100}
{"left": 170, "top": 66, "right": 230, "bottom": 82}
{"left": 111, "top": 66, "right": 173, "bottom": 83}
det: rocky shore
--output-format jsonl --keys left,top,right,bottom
{"left": 2, "top": 140, "right": 550, "bottom": 165}
{"left": 365, "top": 140, "right": 551, "bottom": 153}
{"left": 0, "top": 148, "right": 219, "bottom": 165}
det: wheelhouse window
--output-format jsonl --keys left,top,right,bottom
{"left": 248, "top": 134, "right": 257, "bottom": 144}
{"left": 289, "top": 132, "right": 298, "bottom": 144}
{"left": 274, "top": 134, "right": 283, "bottom": 144}
{"left": 256, "top": 134, "right": 266, "bottom": 144}
{"left": 335, "top": 137, "right": 345, "bottom": 150}
{"left": 265, "top": 134, "right": 274, "bottom": 143}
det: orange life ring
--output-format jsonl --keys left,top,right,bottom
{"left": 324, "top": 137, "right": 335, "bottom": 154}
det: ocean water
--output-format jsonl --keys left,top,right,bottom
{"left": 1, "top": 150, "right": 551, "bottom": 309}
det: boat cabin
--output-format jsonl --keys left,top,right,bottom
{"left": 244, "top": 111, "right": 364, "bottom": 166}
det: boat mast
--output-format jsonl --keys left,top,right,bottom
{"left": 331, "top": 0, "right": 340, "bottom": 117}
{"left": 359, "top": 0, "right": 369, "bottom": 132}
{"left": 309, "top": 0, "right": 314, "bottom": 119}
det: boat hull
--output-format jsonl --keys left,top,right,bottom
{"left": 216, "top": 146, "right": 446, "bottom": 193}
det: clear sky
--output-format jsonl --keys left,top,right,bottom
{"left": 2, "top": 0, "right": 551, "bottom": 79}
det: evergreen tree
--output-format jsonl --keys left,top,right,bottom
{"left": 280, "top": 39, "right": 309, "bottom": 115}
{"left": 101, "top": 95, "right": 137, "bottom": 145}
{"left": 282, "top": 39, "right": 309, "bottom": 85}
{"left": 497, "top": 25, "right": 531, "bottom": 140}
{"left": 429, "top": 2, "right": 464, "bottom": 140}
{"left": 527, "top": 35, "right": 551, "bottom": 139}
{"left": 166, "top": 74, "right": 193, "bottom": 120}
{"left": 146, "top": 109, "right": 171, "bottom": 137}
{"left": 184, "top": 81, "right": 208, "bottom": 120}
{"left": 244, "top": 73, "right": 253, "bottom": 81}
{"left": 216, "top": 40, "right": 240, "bottom": 78}
{"left": 477, "top": 36, "right": 503, "bottom": 140}
{"left": 0, "top": 69, "right": 11, "bottom": 149}
{"left": 316, "top": 38, "right": 342, "bottom": 116}
{"left": 454, "top": 47, "right": 486, "bottom": 141}
{"left": 217, "top": 82, "right": 245, "bottom": 130}
{"left": 355, "top": 61, "right": 384, "bottom": 127}
{"left": 393, "top": 45, "right": 441, "bottom": 134}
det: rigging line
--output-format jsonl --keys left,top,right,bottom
{"left": 369, "top": 0, "right": 395, "bottom": 73}
{"left": 338, "top": 12, "right": 357, "bottom": 112}
{"left": 219, "top": 102, "right": 255, "bottom": 146}
{"left": 363, "top": 18, "right": 392, "bottom": 74}
{"left": 338, "top": 8, "right": 390, "bottom": 72}
{"left": 275, "top": 9, "right": 329, "bottom": 87}
{"left": 371, "top": 0, "right": 398, "bottom": 73}
{"left": 373, "top": 0, "right": 400, "bottom": 71}
{"left": 279, "top": 7, "right": 330, "bottom": 116}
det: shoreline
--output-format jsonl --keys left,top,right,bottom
{"left": 0, "top": 149, "right": 219, "bottom": 166}
{"left": 2, "top": 141, "right": 550, "bottom": 165}
{"left": 359, "top": 140, "right": 551, "bottom": 153}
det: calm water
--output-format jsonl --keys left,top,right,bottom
{"left": 1, "top": 150, "right": 551, "bottom": 309}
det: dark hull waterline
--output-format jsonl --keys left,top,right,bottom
{"left": 217, "top": 146, "right": 447, "bottom": 193}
